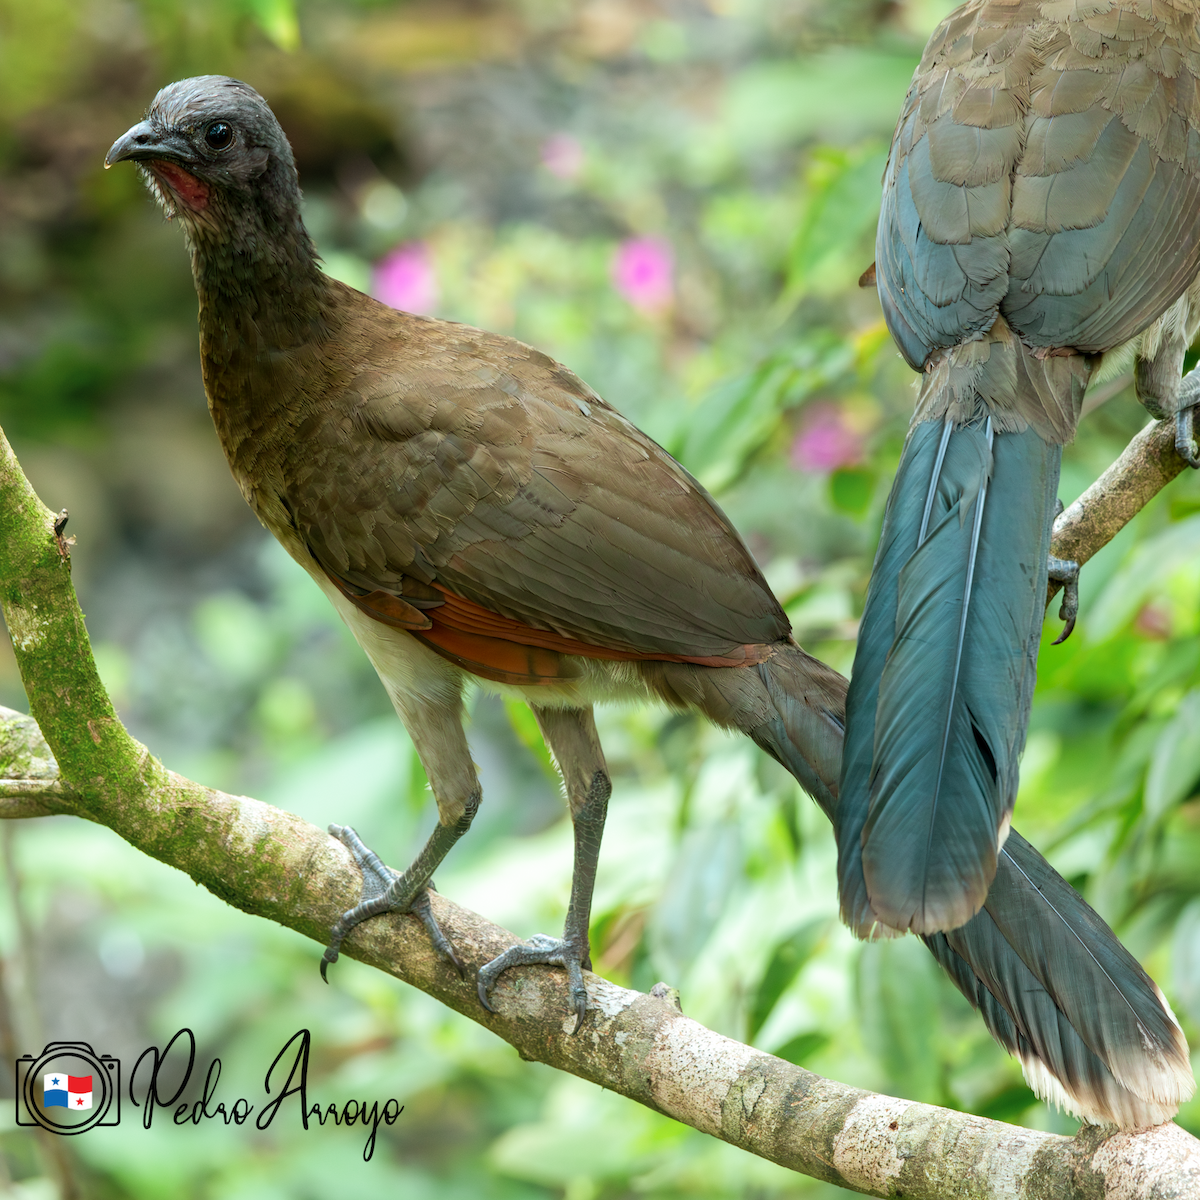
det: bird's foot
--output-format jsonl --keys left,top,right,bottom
{"left": 1176, "top": 405, "right": 1200, "bottom": 469}
{"left": 321, "top": 824, "right": 463, "bottom": 980}
{"left": 477, "top": 933, "right": 591, "bottom": 1034}
{"left": 1047, "top": 556, "right": 1080, "bottom": 644}
{"left": 1172, "top": 367, "right": 1200, "bottom": 468}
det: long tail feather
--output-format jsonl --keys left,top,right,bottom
{"left": 750, "top": 648, "right": 845, "bottom": 816}
{"left": 750, "top": 646, "right": 1194, "bottom": 1128}
{"left": 927, "top": 832, "right": 1194, "bottom": 1126}
{"left": 837, "top": 421, "right": 938, "bottom": 938}
{"left": 840, "top": 419, "right": 1060, "bottom": 934}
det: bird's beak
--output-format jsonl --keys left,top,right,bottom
{"left": 104, "top": 121, "right": 189, "bottom": 169}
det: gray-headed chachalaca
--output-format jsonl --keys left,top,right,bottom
{"left": 107, "top": 75, "right": 1193, "bottom": 1127}
{"left": 842, "top": 3, "right": 1200, "bottom": 943}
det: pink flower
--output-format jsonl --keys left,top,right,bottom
{"left": 612, "top": 237, "right": 673, "bottom": 313}
{"left": 372, "top": 242, "right": 438, "bottom": 314}
{"left": 791, "top": 404, "right": 864, "bottom": 472}
{"left": 541, "top": 133, "right": 585, "bottom": 181}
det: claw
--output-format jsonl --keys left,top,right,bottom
{"left": 476, "top": 978, "right": 498, "bottom": 1013}
{"left": 570, "top": 991, "right": 587, "bottom": 1036}
{"left": 322, "top": 824, "right": 462, "bottom": 979}
{"left": 476, "top": 933, "right": 590, "bottom": 1032}
{"left": 411, "top": 887, "right": 464, "bottom": 976}
{"left": 1176, "top": 406, "right": 1200, "bottom": 469}
{"left": 1047, "top": 555, "right": 1079, "bottom": 644}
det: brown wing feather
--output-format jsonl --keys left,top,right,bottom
{"left": 422, "top": 585, "right": 773, "bottom": 666}
{"left": 321, "top": 562, "right": 775, "bottom": 685}
{"left": 287, "top": 294, "right": 790, "bottom": 663}
{"left": 323, "top": 569, "right": 435, "bottom": 630}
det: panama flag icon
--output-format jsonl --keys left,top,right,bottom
{"left": 43, "top": 1073, "right": 92, "bottom": 1110}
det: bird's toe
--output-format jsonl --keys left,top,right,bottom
{"left": 1176, "top": 406, "right": 1200, "bottom": 469}
{"left": 1047, "top": 555, "right": 1080, "bottom": 644}
{"left": 475, "top": 935, "right": 590, "bottom": 1030}
{"left": 322, "top": 824, "right": 463, "bottom": 977}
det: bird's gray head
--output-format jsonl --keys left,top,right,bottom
{"left": 105, "top": 76, "right": 300, "bottom": 234}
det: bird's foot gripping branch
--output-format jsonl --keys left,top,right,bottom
{"left": 321, "top": 822, "right": 465, "bottom": 981}
{"left": 0, "top": 422, "right": 1199, "bottom": 1198}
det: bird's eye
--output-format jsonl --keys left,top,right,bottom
{"left": 204, "top": 122, "right": 234, "bottom": 150}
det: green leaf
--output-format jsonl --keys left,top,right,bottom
{"left": 194, "top": 592, "right": 276, "bottom": 682}
{"left": 723, "top": 52, "right": 919, "bottom": 151}
{"left": 1145, "top": 690, "right": 1200, "bottom": 820}
{"left": 503, "top": 698, "right": 558, "bottom": 781}
{"left": 243, "top": 0, "right": 299, "bottom": 50}
{"left": 747, "top": 916, "right": 831, "bottom": 1041}
{"left": 976, "top": 1084, "right": 1038, "bottom": 1123}
{"left": 681, "top": 335, "right": 854, "bottom": 491}
{"left": 255, "top": 676, "right": 316, "bottom": 739}
{"left": 319, "top": 252, "right": 370, "bottom": 293}
{"left": 1088, "top": 515, "right": 1200, "bottom": 640}
{"left": 829, "top": 466, "right": 875, "bottom": 515}
{"left": 679, "top": 366, "right": 787, "bottom": 492}
{"left": 857, "top": 937, "right": 944, "bottom": 1104}
{"left": 786, "top": 145, "right": 888, "bottom": 299}
{"left": 1173, "top": 898, "right": 1200, "bottom": 1029}
{"left": 771, "top": 1030, "right": 829, "bottom": 1066}
{"left": 648, "top": 823, "right": 744, "bottom": 984}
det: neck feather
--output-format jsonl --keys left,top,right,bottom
{"left": 188, "top": 184, "right": 334, "bottom": 354}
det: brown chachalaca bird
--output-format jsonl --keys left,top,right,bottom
{"left": 107, "top": 75, "right": 1193, "bottom": 1127}
{"left": 842, "top": 4, "right": 1200, "bottom": 940}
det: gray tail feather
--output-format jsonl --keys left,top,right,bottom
{"left": 747, "top": 646, "right": 846, "bottom": 822}
{"left": 926, "top": 832, "right": 1194, "bottom": 1126}
{"left": 707, "top": 646, "right": 1194, "bottom": 1128}
{"left": 838, "top": 417, "right": 1061, "bottom": 936}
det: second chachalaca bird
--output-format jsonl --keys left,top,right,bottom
{"left": 107, "top": 75, "right": 1193, "bottom": 1126}
{"left": 842, "top": 1, "right": 1200, "bottom": 944}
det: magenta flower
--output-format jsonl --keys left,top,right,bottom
{"left": 612, "top": 237, "right": 674, "bottom": 313}
{"left": 372, "top": 242, "right": 438, "bottom": 314}
{"left": 541, "top": 133, "right": 585, "bottom": 181}
{"left": 791, "top": 404, "right": 864, "bottom": 472}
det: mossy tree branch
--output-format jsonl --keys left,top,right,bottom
{"left": 1, "top": 422, "right": 1198, "bottom": 1199}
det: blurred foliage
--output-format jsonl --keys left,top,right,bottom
{"left": 1, "top": 0, "right": 1199, "bottom": 1197}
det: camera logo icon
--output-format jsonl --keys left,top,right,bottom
{"left": 15, "top": 1042, "right": 120, "bottom": 1134}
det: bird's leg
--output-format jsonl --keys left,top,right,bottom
{"left": 1176, "top": 372, "right": 1200, "bottom": 469}
{"left": 1045, "top": 498, "right": 1081, "bottom": 645}
{"left": 1047, "top": 556, "right": 1080, "bottom": 644}
{"left": 477, "top": 705, "right": 610, "bottom": 1034}
{"left": 1136, "top": 339, "right": 1200, "bottom": 468}
{"left": 322, "top": 689, "right": 481, "bottom": 979}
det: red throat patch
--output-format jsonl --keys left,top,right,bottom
{"left": 150, "top": 160, "right": 210, "bottom": 212}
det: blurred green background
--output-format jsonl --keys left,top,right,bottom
{"left": 1, "top": 0, "right": 1199, "bottom": 1196}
